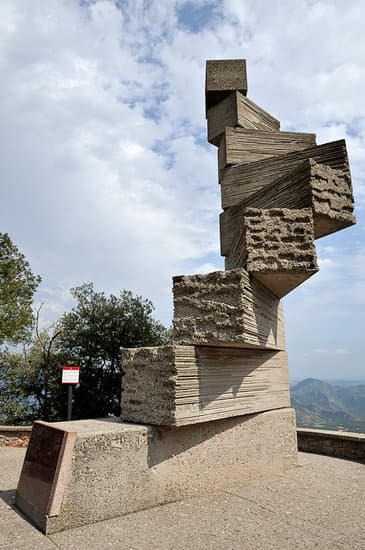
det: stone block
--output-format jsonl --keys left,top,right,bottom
{"left": 220, "top": 139, "right": 350, "bottom": 208}
{"left": 220, "top": 159, "right": 355, "bottom": 255}
{"left": 207, "top": 91, "right": 280, "bottom": 146}
{"left": 224, "top": 208, "right": 318, "bottom": 297}
{"left": 16, "top": 409, "right": 298, "bottom": 533}
{"left": 173, "top": 268, "right": 285, "bottom": 349}
{"left": 121, "top": 345, "right": 290, "bottom": 425}
{"left": 205, "top": 59, "right": 247, "bottom": 114}
{"left": 218, "top": 127, "right": 316, "bottom": 170}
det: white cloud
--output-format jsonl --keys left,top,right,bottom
{"left": 335, "top": 348, "right": 352, "bottom": 356}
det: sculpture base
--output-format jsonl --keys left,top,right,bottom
{"left": 16, "top": 408, "right": 298, "bottom": 534}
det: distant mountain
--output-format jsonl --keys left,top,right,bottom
{"left": 291, "top": 378, "right": 365, "bottom": 433}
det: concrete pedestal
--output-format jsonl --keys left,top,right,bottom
{"left": 16, "top": 408, "right": 298, "bottom": 534}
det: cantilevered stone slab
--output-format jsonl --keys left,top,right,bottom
{"left": 220, "top": 159, "right": 355, "bottom": 255}
{"left": 207, "top": 91, "right": 280, "bottom": 146}
{"left": 220, "top": 139, "right": 350, "bottom": 208}
{"left": 16, "top": 410, "right": 298, "bottom": 534}
{"left": 173, "top": 268, "right": 285, "bottom": 349}
{"left": 224, "top": 208, "right": 318, "bottom": 297}
{"left": 205, "top": 59, "right": 247, "bottom": 115}
{"left": 121, "top": 345, "right": 290, "bottom": 426}
{"left": 218, "top": 127, "right": 316, "bottom": 170}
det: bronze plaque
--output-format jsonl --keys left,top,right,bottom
{"left": 16, "top": 422, "right": 65, "bottom": 515}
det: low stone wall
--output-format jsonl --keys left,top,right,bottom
{"left": 0, "top": 426, "right": 32, "bottom": 447}
{"left": 297, "top": 428, "right": 365, "bottom": 462}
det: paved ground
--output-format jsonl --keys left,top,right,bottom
{"left": 0, "top": 447, "right": 364, "bottom": 549}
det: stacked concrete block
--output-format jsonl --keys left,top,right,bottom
{"left": 16, "top": 59, "right": 356, "bottom": 534}
{"left": 121, "top": 346, "right": 290, "bottom": 426}
{"left": 207, "top": 91, "right": 280, "bottom": 145}
{"left": 218, "top": 127, "right": 317, "bottom": 169}
{"left": 120, "top": 59, "right": 356, "bottom": 426}
{"left": 223, "top": 208, "right": 318, "bottom": 297}
{"left": 172, "top": 269, "right": 285, "bottom": 349}
{"left": 205, "top": 59, "right": 247, "bottom": 113}
{"left": 219, "top": 139, "right": 351, "bottom": 208}
{"left": 220, "top": 158, "right": 355, "bottom": 244}
{"left": 120, "top": 266, "right": 287, "bottom": 426}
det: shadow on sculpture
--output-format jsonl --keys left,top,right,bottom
{"left": 197, "top": 348, "right": 279, "bottom": 408}
{"left": 146, "top": 412, "right": 262, "bottom": 468}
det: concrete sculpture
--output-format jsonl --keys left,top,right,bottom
{"left": 16, "top": 59, "right": 356, "bottom": 534}
{"left": 121, "top": 58, "right": 355, "bottom": 423}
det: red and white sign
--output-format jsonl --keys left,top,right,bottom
{"left": 62, "top": 366, "right": 80, "bottom": 385}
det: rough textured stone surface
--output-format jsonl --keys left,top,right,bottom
{"left": 220, "top": 159, "right": 355, "bottom": 256}
{"left": 0, "top": 426, "right": 32, "bottom": 447}
{"left": 121, "top": 346, "right": 176, "bottom": 426}
{"left": 0, "top": 434, "right": 29, "bottom": 447}
{"left": 205, "top": 59, "right": 247, "bottom": 114}
{"left": 207, "top": 91, "right": 280, "bottom": 146}
{"left": 121, "top": 345, "right": 290, "bottom": 425}
{"left": 15, "top": 409, "right": 298, "bottom": 534}
{"left": 220, "top": 139, "right": 350, "bottom": 208}
{"left": 218, "top": 127, "right": 316, "bottom": 170}
{"left": 173, "top": 268, "right": 285, "bottom": 349}
{"left": 224, "top": 208, "right": 318, "bottom": 297}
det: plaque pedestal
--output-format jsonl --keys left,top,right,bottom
{"left": 16, "top": 409, "right": 297, "bottom": 534}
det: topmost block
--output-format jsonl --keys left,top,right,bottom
{"left": 205, "top": 59, "right": 247, "bottom": 116}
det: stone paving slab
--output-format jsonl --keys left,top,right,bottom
{"left": 230, "top": 454, "right": 365, "bottom": 541}
{"left": 0, "top": 448, "right": 57, "bottom": 549}
{"left": 0, "top": 447, "right": 364, "bottom": 549}
{"left": 50, "top": 492, "right": 326, "bottom": 550}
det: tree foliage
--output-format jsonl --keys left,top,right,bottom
{"left": 56, "top": 283, "right": 171, "bottom": 418}
{"left": 0, "top": 283, "right": 171, "bottom": 424}
{"left": 0, "top": 326, "right": 68, "bottom": 424}
{"left": 0, "top": 233, "right": 41, "bottom": 345}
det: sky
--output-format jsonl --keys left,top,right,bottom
{"left": 1, "top": 0, "right": 364, "bottom": 381}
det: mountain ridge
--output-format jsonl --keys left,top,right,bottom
{"left": 291, "top": 378, "right": 365, "bottom": 433}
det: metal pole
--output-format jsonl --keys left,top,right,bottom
{"left": 67, "top": 385, "right": 73, "bottom": 421}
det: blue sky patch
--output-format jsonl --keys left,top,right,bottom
{"left": 177, "top": 1, "right": 218, "bottom": 33}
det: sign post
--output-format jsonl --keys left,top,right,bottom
{"left": 62, "top": 366, "right": 80, "bottom": 421}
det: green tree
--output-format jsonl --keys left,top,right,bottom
{"left": 0, "top": 350, "right": 35, "bottom": 425}
{"left": 0, "top": 326, "right": 68, "bottom": 425}
{"left": 56, "top": 283, "right": 171, "bottom": 418}
{"left": 0, "top": 233, "right": 41, "bottom": 345}
{"left": 0, "top": 282, "right": 170, "bottom": 424}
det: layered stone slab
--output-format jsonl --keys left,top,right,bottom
{"left": 218, "top": 127, "right": 316, "bottom": 170}
{"left": 205, "top": 59, "right": 247, "bottom": 114}
{"left": 121, "top": 345, "right": 290, "bottom": 425}
{"left": 16, "top": 410, "right": 298, "bottom": 533}
{"left": 220, "top": 139, "right": 350, "bottom": 208}
{"left": 220, "top": 159, "right": 355, "bottom": 260}
{"left": 224, "top": 208, "right": 318, "bottom": 297}
{"left": 173, "top": 268, "right": 285, "bottom": 349}
{"left": 207, "top": 91, "right": 280, "bottom": 146}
